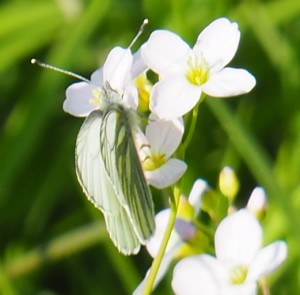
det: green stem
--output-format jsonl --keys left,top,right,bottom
{"left": 142, "top": 185, "right": 181, "bottom": 295}
{"left": 0, "top": 264, "right": 18, "bottom": 295}
{"left": 142, "top": 95, "right": 204, "bottom": 294}
{"left": 179, "top": 98, "right": 202, "bottom": 156}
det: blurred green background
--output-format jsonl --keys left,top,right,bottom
{"left": 0, "top": 0, "right": 300, "bottom": 294}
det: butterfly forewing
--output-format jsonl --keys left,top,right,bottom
{"left": 100, "top": 103, "right": 155, "bottom": 242}
{"left": 75, "top": 110, "right": 142, "bottom": 255}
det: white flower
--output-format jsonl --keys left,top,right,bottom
{"left": 172, "top": 209, "right": 287, "bottom": 295}
{"left": 141, "top": 18, "right": 256, "bottom": 119}
{"left": 133, "top": 180, "right": 208, "bottom": 295}
{"left": 63, "top": 46, "right": 140, "bottom": 117}
{"left": 146, "top": 179, "right": 207, "bottom": 258}
{"left": 138, "top": 118, "right": 187, "bottom": 189}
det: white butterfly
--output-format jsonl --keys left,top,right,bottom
{"left": 75, "top": 78, "right": 155, "bottom": 255}
{"left": 32, "top": 22, "right": 155, "bottom": 254}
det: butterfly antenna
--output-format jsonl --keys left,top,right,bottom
{"left": 31, "top": 58, "right": 90, "bottom": 83}
{"left": 128, "top": 19, "right": 149, "bottom": 49}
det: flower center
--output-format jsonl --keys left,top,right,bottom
{"left": 143, "top": 152, "right": 166, "bottom": 171}
{"left": 89, "top": 88, "right": 101, "bottom": 106}
{"left": 230, "top": 265, "right": 248, "bottom": 285}
{"left": 134, "top": 74, "right": 152, "bottom": 112}
{"left": 186, "top": 56, "right": 209, "bottom": 86}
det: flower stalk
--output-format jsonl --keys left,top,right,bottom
{"left": 142, "top": 184, "right": 182, "bottom": 294}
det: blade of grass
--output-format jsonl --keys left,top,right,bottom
{"left": 4, "top": 221, "right": 107, "bottom": 279}
{"left": 206, "top": 98, "right": 300, "bottom": 238}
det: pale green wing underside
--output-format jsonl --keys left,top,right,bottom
{"left": 100, "top": 103, "right": 155, "bottom": 243}
{"left": 75, "top": 110, "right": 141, "bottom": 255}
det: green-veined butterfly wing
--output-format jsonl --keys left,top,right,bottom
{"left": 100, "top": 102, "right": 155, "bottom": 243}
{"left": 75, "top": 110, "right": 142, "bottom": 255}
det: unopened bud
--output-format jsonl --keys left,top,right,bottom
{"left": 247, "top": 187, "right": 267, "bottom": 220}
{"left": 219, "top": 166, "right": 240, "bottom": 202}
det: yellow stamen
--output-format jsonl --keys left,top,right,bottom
{"left": 143, "top": 153, "right": 166, "bottom": 171}
{"left": 186, "top": 56, "right": 209, "bottom": 86}
{"left": 135, "top": 74, "right": 152, "bottom": 112}
{"left": 230, "top": 265, "right": 248, "bottom": 284}
{"left": 89, "top": 88, "right": 101, "bottom": 106}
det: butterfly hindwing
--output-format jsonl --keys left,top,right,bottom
{"left": 100, "top": 102, "right": 155, "bottom": 243}
{"left": 75, "top": 110, "right": 142, "bottom": 255}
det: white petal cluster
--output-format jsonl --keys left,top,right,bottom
{"left": 63, "top": 47, "right": 188, "bottom": 189}
{"left": 63, "top": 47, "right": 138, "bottom": 117}
{"left": 142, "top": 18, "right": 256, "bottom": 119}
{"left": 63, "top": 17, "right": 257, "bottom": 189}
{"left": 133, "top": 179, "right": 208, "bottom": 295}
{"left": 136, "top": 118, "right": 187, "bottom": 189}
{"left": 172, "top": 209, "right": 287, "bottom": 295}
{"left": 61, "top": 16, "right": 286, "bottom": 295}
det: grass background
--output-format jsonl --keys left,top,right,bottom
{"left": 0, "top": 0, "right": 300, "bottom": 294}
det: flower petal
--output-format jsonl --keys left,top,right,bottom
{"left": 131, "top": 48, "right": 148, "bottom": 78}
{"left": 145, "top": 119, "right": 184, "bottom": 157}
{"left": 203, "top": 68, "right": 256, "bottom": 97}
{"left": 146, "top": 209, "right": 182, "bottom": 257}
{"left": 145, "top": 158, "right": 187, "bottom": 189}
{"left": 90, "top": 68, "right": 103, "bottom": 86}
{"left": 123, "top": 83, "right": 139, "bottom": 110}
{"left": 103, "top": 46, "right": 133, "bottom": 93}
{"left": 150, "top": 77, "right": 201, "bottom": 120}
{"left": 142, "top": 30, "right": 191, "bottom": 76}
{"left": 247, "top": 187, "right": 267, "bottom": 215}
{"left": 215, "top": 209, "right": 262, "bottom": 268}
{"left": 175, "top": 218, "right": 197, "bottom": 241}
{"left": 222, "top": 283, "right": 257, "bottom": 295}
{"left": 63, "top": 82, "right": 99, "bottom": 117}
{"left": 188, "top": 179, "right": 209, "bottom": 216}
{"left": 172, "top": 254, "right": 226, "bottom": 295}
{"left": 134, "top": 128, "right": 150, "bottom": 164}
{"left": 247, "top": 241, "right": 288, "bottom": 281}
{"left": 194, "top": 18, "right": 240, "bottom": 71}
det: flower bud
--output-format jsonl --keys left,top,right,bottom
{"left": 219, "top": 166, "right": 240, "bottom": 202}
{"left": 247, "top": 187, "right": 267, "bottom": 220}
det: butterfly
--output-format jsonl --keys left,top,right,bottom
{"left": 31, "top": 19, "right": 155, "bottom": 255}
{"left": 75, "top": 84, "right": 155, "bottom": 255}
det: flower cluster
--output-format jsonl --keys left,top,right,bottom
{"left": 64, "top": 45, "right": 186, "bottom": 189}
{"left": 141, "top": 18, "right": 256, "bottom": 120}
{"left": 62, "top": 17, "right": 287, "bottom": 294}
{"left": 63, "top": 17, "right": 255, "bottom": 189}
{"left": 135, "top": 171, "right": 287, "bottom": 295}
{"left": 172, "top": 208, "right": 287, "bottom": 295}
